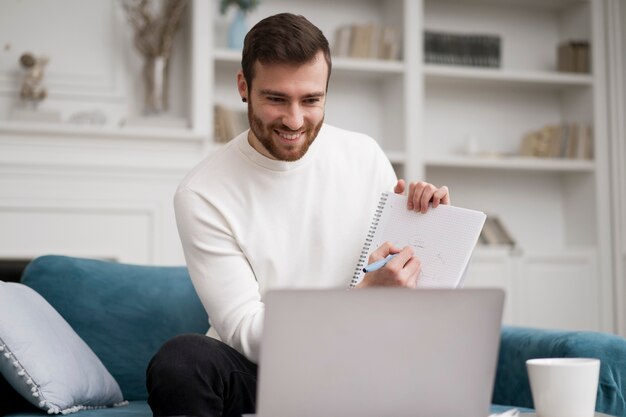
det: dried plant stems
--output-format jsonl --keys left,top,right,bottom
{"left": 122, "top": 0, "right": 188, "bottom": 114}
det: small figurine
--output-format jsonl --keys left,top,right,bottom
{"left": 19, "top": 52, "right": 48, "bottom": 106}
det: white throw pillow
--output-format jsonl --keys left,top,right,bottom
{"left": 0, "top": 281, "right": 126, "bottom": 414}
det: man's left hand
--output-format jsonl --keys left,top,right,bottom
{"left": 394, "top": 179, "right": 450, "bottom": 213}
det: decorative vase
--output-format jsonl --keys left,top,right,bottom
{"left": 143, "top": 56, "right": 167, "bottom": 114}
{"left": 228, "top": 9, "right": 248, "bottom": 50}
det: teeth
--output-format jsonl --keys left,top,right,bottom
{"left": 278, "top": 131, "right": 300, "bottom": 140}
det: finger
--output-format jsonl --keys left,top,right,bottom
{"left": 394, "top": 179, "right": 406, "bottom": 195}
{"left": 408, "top": 182, "right": 415, "bottom": 210}
{"left": 403, "top": 256, "right": 421, "bottom": 288}
{"left": 420, "top": 184, "right": 437, "bottom": 213}
{"left": 368, "top": 241, "right": 398, "bottom": 263}
{"left": 368, "top": 245, "right": 389, "bottom": 263}
{"left": 440, "top": 185, "right": 450, "bottom": 205}
{"left": 432, "top": 186, "right": 448, "bottom": 208}
{"left": 386, "top": 246, "right": 414, "bottom": 272}
{"left": 411, "top": 182, "right": 425, "bottom": 212}
{"left": 431, "top": 187, "right": 442, "bottom": 208}
{"left": 432, "top": 192, "right": 441, "bottom": 208}
{"left": 413, "top": 183, "right": 429, "bottom": 213}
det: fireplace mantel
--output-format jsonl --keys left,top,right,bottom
{"left": 0, "top": 121, "right": 211, "bottom": 266}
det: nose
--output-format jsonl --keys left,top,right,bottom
{"left": 282, "top": 103, "right": 304, "bottom": 130}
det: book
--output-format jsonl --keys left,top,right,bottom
{"left": 480, "top": 215, "right": 516, "bottom": 247}
{"left": 583, "top": 126, "right": 594, "bottom": 159}
{"left": 557, "top": 40, "right": 590, "bottom": 73}
{"left": 214, "top": 105, "right": 248, "bottom": 143}
{"left": 333, "top": 25, "right": 353, "bottom": 57}
{"left": 350, "top": 192, "right": 486, "bottom": 288}
{"left": 424, "top": 30, "right": 501, "bottom": 68}
{"left": 332, "top": 23, "right": 401, "bottom": 61}
{"left": 518, "top": 123, "right": 593, "bottom": 160}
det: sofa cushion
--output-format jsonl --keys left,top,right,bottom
{"left": 4, "top": 400, "right": 152, "bottom": 417}
{"left": 0, "top": 281, "right": 125, "bottom": 414}
{"left": 20, "top": 256, "right": 209, "bottom": 401}
{"left": 494, "top": 326, "right": 626, "bottom": 417}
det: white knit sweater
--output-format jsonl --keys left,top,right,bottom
{"left": 174, "top": 124, "right": 397, "bottom": 362}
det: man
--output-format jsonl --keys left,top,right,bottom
{"left": 147, "top": 13, "right": 450, "bottom": 417}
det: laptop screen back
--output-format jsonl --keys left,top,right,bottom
{"left": 256, "top": 288, "right": 504, "bottom": 417}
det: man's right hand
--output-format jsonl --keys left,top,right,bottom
{"left": 356, "top": 242, "right": 421, "bottom": 288}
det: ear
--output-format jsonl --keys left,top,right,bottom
{"left": 237, "top": 71, "right": 248, "bottom": 101}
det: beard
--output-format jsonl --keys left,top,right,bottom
{"left": 248, "top": 103, "right": 324, "bottom": 162}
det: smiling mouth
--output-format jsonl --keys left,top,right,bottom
{"left": 275, "top": 130, "right": 303, "bottom": 141}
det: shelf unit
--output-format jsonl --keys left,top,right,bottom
{"left": 420, "top": 0, "right": 612, "bottom": 332}
{"left": 211, "top": 0, "right": 415, "bottom": 178}
{"left": 208, "top": 0, "right": 614, "bottom": 332}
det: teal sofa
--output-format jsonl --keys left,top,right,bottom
{"left": 2, "top": 255, "right": 626, "bottom": 417}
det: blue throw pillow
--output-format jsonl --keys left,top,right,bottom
{"left": 0, "top": 281, "right": 126, "bottom": 414}
{"left": 20, "top": 255, "right": 209, "bottom": 401}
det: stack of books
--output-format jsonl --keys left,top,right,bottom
{"left": 333, "top": 23, "right": 401, "bottom": 60}
{"left": 214, "top": 105, "right": 248, "bottom": 144}
{"left": 424, "top": 30, "right": 501, "bottom": 68}
{"left": 519, "top": 123, "right": 593, "bottom": 160}
{"left": 557, "top": 40, "right": 590, "bottom": 73}
{"left": 478, "top": 216, "right": 515, "bottom": 247}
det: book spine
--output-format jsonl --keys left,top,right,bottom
{"left": 423, "top": 30, "right": 500, "bottom": 68}
{"left": 350, "top": 192, "right": 389, "bottom": 288}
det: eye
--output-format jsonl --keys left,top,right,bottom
{"left": 304, "top": 97, "right": 321, "bottom": 104}
{"left": 267, "top": 96, "right": 285, "bottom": 103}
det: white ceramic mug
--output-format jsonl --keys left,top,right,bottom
{"left": 526, "top": 358, "right": 600, "bottom": 417}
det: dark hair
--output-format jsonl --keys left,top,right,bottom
{"left": 241, "top": 13, "right": 332, "bottom": 91}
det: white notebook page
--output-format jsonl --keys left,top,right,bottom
{"left": 352, "top": 192, "right": 486, "bottom": 288}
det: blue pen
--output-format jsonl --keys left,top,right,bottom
{"left": 362, "top": 254, "right": 398, "bottom": 273}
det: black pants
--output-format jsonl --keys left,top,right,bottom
{"left": 146, "top": 334, "right": 258, "bottom": 417}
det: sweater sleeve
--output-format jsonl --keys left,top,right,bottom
{"left": 174, "top": 187, "right": 264, "bottom": 363}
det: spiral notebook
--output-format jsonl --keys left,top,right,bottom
{"left": 350, "top": 192, "right": 486, "bottom": 288}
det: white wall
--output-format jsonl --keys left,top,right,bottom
{"left": 0, "top": 0, "right": 190, "bottom": 125}
{"left": 0, "top": 0, "right": 205, "bottom": 266}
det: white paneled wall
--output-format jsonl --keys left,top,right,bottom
{"left": 0, "top": 125, "right": 206, "bottom": 265}
{"left": 0, "top": 0, "right": 191, "bottom": 125}
{"left": 0, "top": 1, "right": 209, "bottom": 266}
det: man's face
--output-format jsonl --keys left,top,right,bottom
{"left": 239, "top": 51, "right": 328, "bottom": 162}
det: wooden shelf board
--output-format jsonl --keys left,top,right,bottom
{"left": 214, "top": 49, "right": 405, "bottom": 76}
{"left": 425, "top": 155, "right": 595, "bottom": 172}
{"left": 424, "top": 64, "right": 593, "bottom": 88}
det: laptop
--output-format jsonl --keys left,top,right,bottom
{"left": 251, "top": 288, "right": 504, "bottom": 417}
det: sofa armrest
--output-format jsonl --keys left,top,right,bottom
{"left": 493, "top": 326, "right": 626, "bottom": 417}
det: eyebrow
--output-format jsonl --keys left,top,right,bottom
{"left": 259, "top": 89, "right": 326, "bottom": 99}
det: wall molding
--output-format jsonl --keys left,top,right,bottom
{"left": 0, "top": 1, "right": 126, "bottom": 101}
{"left": 605, "top": 0, "right": 626, "bottom": 336}
{"left": 0, "top": 123, "right": 209, "bottom": 174}
{"left": 518, "top": 249, "right": 601, "bottom": 331}
{"left": 0, "top": 199, "right": 161, "bottom": 264}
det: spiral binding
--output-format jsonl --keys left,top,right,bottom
{"left": 349, "top": 192, "right": 389, "bottom": 288}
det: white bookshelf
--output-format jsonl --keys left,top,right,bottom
{"left": 207, "top": 0, "right": 614, "bottom": 332}
{"left": 421, "top": 0, "right": 613, "bottom": 332}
